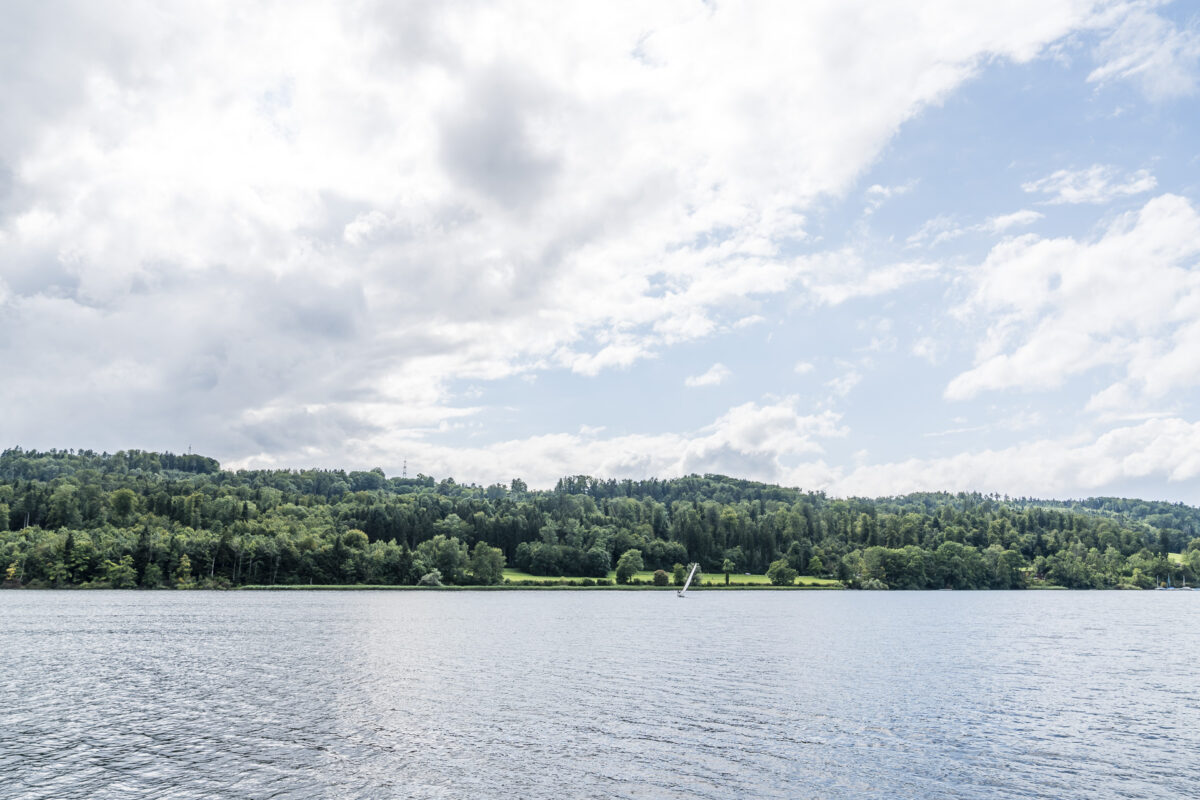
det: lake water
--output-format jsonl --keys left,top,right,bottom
{"left": 1, "top": 590, "right": 1197, "bottom": 799}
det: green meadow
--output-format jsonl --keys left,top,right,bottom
{"left": 501, "top": 567, "right": 841, "bottom": 588}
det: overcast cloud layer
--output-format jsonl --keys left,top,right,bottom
{"left": 3, "top": 0, "right": 1200, "bottom": 501}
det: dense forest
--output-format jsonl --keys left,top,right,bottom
{"left": 2, "top": 448, "right": 1199, "bottom": 590}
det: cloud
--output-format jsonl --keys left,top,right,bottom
{"left": 905, "top": 215, "right": 965, "bottom": 248}
{"left": 229, "top": 397, "right": 848, "bottom": 489}
{"left": 1088, "top": 5, "right": 1200, "bottom": 100}
{"left": 733, "top": 314, "right": 766, "bottom": 328}
{"left": 802, "top": 250, "right": 941, "bottom": 304}
{"left": 829, "top": 417, "right": 1200, "bottom": 499}
{"left": 223, "top": 404, "right": 1200, "bottom": 504}
{"left": 906, "top": 209, "right": 1043, "bottom": 249}
{"left": 911, "top": 337, "right": 940, "bottom": 364}
{"left": 947, "top": 194, "right": 1200, "bottom": 408}
{"left": 983, "top": 209, "right": 1044, "bottom": 233}
{"left": 1021, "top": 164, "right": 1157, "bottom": 204}
{"left": 0, "top": 0, "right": 1145, "bottom": 469}
{"left": 864, "top": 181, "right": 915, "bottom": 214}
{"left": 793, "top": 361, "right": 815, "bottom": 375}
{"left": 825, "top": 370, "right": 863, "bottom": 398}
{"left": 559, "top": 339, "right": 655, "bottom": 377}
{"left": 685, "top": 363, "right": 731, "bottom": 388}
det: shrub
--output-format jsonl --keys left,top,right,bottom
{"left": 766, "top": 558, "right": 798, "bottom": 586}
{"left": 653, "top": 569, "right": 669, "bottom": 586}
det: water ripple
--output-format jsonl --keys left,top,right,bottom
{"left": 2, "top": 590, "right": 1198, "bottom": 799}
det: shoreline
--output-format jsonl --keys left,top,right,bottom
{"left": 0, "top": 582, "right": 846, "bottom": 591}
{"left": 235, "top": 583, "right": 848, "bottom": 591}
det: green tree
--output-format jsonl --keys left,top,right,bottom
{"left": 528, "top": 542, "right": 562, "bottom": 576}
{"left": 652, "top": 569, "right": 669, "bottom": 586}
{"left": 142, "top": 563, "right": 164, "bottom": 588}
{"left": 175, "top": 554, "right": 195, "bottom": 589}
{"left": 469, "top": 541, "right": 506, "bottom": 585}
{"left": 721, "top": 558, "right": 736, "bottom": 585}
{"left": 110, "top": 488, "right": 137, "bottom": 525}
{"left": 45, "top": 557, "right": 70, "bottom": 588}
{"left": 615, "top": 549, "right": 644, "bottom": 584}
{"left": 433, "top": 513, "right": 471, "bottom": 541}
{"left": 415, "top": 535, "right": 469, "bottom": 584}
{"left": 46, "top": 484, "right": 82, "bottom": 529}
{"left": 583, "top": 547, "right": 610, "bottom": 578}
{"left": 767, "top": 558, "right": 798, "bottom": 586}
{"left": 342, "top": 529, "right": 369, "bottom": 549}
{"left": 103, "top": 555, "right": 137, "bottom": 588}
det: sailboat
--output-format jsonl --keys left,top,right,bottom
{"left": 677, "top": 563, "right": 700, "bottom": 597}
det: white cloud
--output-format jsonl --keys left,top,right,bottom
{"left": 0, "top": 0, "right": 1149, "bottom": 469}
{"left": 906, "top": 215, "right": 965, "bottom": 247}
{"left": 559, "top": 340, "right": 654, "bottom": 377}
{"left": 864, "top": 181, "right": 915, "bottom": 214}
{"left": 255, "top": 407, "right": 1200, "bottom": 503}
{"left": 825, "top": 370, "right": 863, "bottom": 398}
{"left": 861, "top": 317, "right": 897, "bottom": 353}
{"left": 803, "top": 250, "right": 941, "bottom": 304}
{"left": 911, "top": 336, "right": 940, "bottom": 364}
{"left": 230, "top": 397, "right": 847, "bottom": 489}
{"left": 684, "top": 363, "right": 731, "bottom": 388}
{"left": 983, "top": 209, "right": 1044, "bottom": 233}
{"left": 947, "top": 194, "right": 1200, "bottom": 409}
{"left": 907, "top": 209, "right": 1044, "bottom": 248}
{"left": 794, "top": 361, "right": 815, "bottom": 375}
{"left": 829, "top": 417, "right": 1200, "bottom": 499}
{"left": 733, "top": 314, "right": 766, "bottom": 328}
{"left": 922, "top": 424, "right": 990, "bottom": 438}
{"left": 1022, "top": 164, "right": 1157, "bottom": 204}
{"left": 1088, "top": 5, "right": 1200, "bottom": 100}
{"left": 343, "top": 210, "right": 390, "bottom": 246}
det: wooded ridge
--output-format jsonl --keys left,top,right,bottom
{"left": 2, "top": 447, "right": 1198, "bottom": 590}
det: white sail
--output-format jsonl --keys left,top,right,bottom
{"left": 677, "top": 563, "right": 700, "bottom": 597}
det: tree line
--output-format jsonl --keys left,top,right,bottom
{"left": 2, "top": 447, "right": 1198, "bottom": 590}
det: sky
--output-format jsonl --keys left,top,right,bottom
{"left": 2, "top": 1, "right": 1200, "bottom": 501}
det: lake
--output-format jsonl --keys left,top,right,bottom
{"left": 2, "top": 590, "right": 1197, "bottom": 799}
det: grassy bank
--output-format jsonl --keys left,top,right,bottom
{"left": 500, "top": 567, "right": 841, "bottom": 587}
{"left": 235, "top": 569, "right": 845, "bottom": 590}
{"left": 238, "top": 582, "right": 844, "bottom": 590}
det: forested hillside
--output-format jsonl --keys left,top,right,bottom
{"left": 2, "top": 448, "right": 1198, "bottom": 590}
